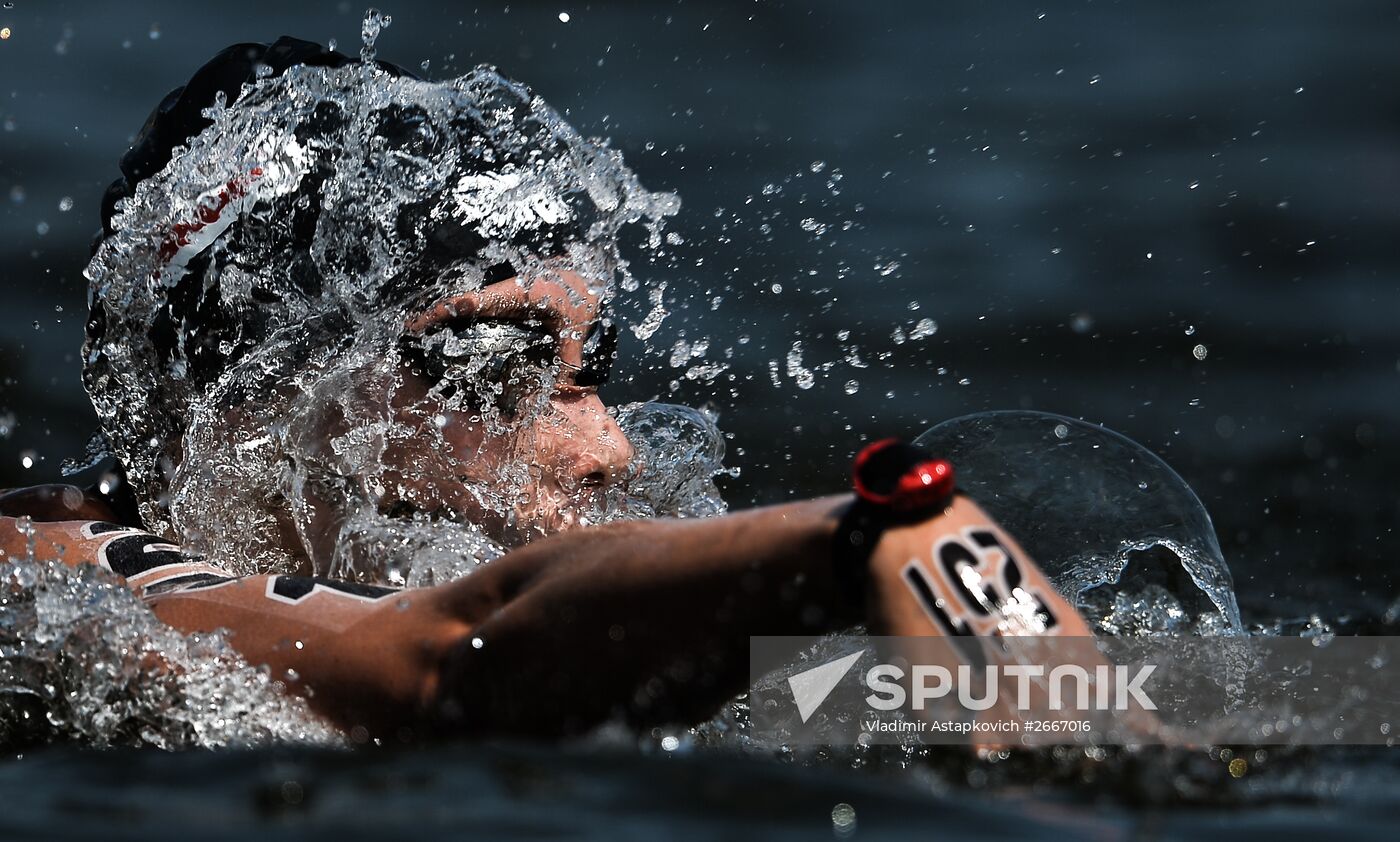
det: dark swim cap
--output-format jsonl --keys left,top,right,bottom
{"left": 96, "top": 36, "right": 419, "bottom": 250}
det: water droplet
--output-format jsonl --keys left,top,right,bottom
{"left": 558, "top": 11, "right": 571, "bottom": 23}
{"left": 35, "top": 221, "right": 49, "bottom": 236}
{"left": 20, "top": 449, "right": 37, "bottom": 469}
{"left": 1138, "top": 481, "right": 1149, "bottom": 491}
{"left": 786, "top": 341, "right": 815, "bottom": 390}
{"left": 909, "top": 318, "right": 938, "bottom": 340}
{"left": 0, "top": 27, "right": 11, "bottom": 41}
{"left": 809, "top": 160, "right": 826, "bottom": 173}
{"left": 832, "top": 803, "right": 857, "bottom": 833}
{"left": 1053, "top": 424, "right": 1070, "bottom": 439}
{"left": 844, "top": 380, "right": 859, "bottom": 395}
{"left": 1071, "top": 313, "right": 1094, "bottom": 334}
{"left": 58, "top": 196, "right": 73, "bottom": 212}
{"left": 660, "top": 735, "right": 680, "bottom": 751}
{"left": 8, "top": 185, "right": 25, "bottom": 204}
{"left": 471, "top": 636, "right": 485, "bottom": 649}
{"left": 148, "top": 23, "right": 161, "bottom": 40}
{"left": 1192, "top": 344, "right": 1208, "bottom": 361}
{"left": 360, "top": 7, "right": 392, "bottom": 62}
{"left": 1188, "top": 180, "right": 1200, "bottom": 190}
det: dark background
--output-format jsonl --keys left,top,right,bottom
{"left": 1, "top": 1, "right": 1397, "bottom": 622}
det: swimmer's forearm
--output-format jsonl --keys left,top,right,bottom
{"left": 426, "top": 496, "right": 857, "bottom": 736}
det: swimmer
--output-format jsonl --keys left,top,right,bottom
{"left": 0, "top": 37, "right": 1103, "bottom": 741}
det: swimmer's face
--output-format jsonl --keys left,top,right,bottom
{"left": 377, "top": 267, "right": 634, "bottom": 546}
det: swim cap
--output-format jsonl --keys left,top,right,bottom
{"left": 95, "top": 36, "right": 417, "bottom": 248}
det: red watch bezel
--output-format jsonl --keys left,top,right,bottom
{"left": 851, "top": 438, "right": 956, "bottom": 513}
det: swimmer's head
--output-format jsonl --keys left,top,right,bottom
{"left": 83, "top": 37, "right": 672, "bottom": 575}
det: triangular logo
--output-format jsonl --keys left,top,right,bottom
{"left": 787, "top": 649, "right": 866, "bottom": 723}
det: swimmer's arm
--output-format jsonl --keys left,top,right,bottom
{"left": 425, "top": 496, "right": 858, "bottom": 736}
{"left": 2, "top": 496, "right": 1098, "bottom": 742}
{"left": 157, "top": 497, "right": 856, "bottom": 739}
{"left": 0, "top": 500, "right": 858, "bottom": 739}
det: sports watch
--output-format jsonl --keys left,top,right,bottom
{"left": 833, "top": 439, "right": 957, "bottom": 608}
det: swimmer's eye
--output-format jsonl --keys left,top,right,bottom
{"left": 399, "top": 319, "right": 559, "bottom": 419}
{"left": 574, "top": 317, "right": 618, "bottom": 388}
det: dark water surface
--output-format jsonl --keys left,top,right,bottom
{"left": 4, "top": 743, "right": 1398, "bottom": 840}
{"left": 2, "top": 0, "right": 1399, "bottom": 835}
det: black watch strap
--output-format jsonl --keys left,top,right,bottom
{"left": 832, "top": 439, "right": 955, "bottom": 612}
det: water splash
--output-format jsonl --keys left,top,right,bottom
{"left": 1, "top": 523, "right": 336, "bottom": 748}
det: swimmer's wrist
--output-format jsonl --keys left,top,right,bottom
{"left": 831, "top": 440, "right": 957, "bottom": 612}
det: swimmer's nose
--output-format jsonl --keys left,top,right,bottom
{"left": 562, "top": 396, "right": 634, "bottom": 491}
